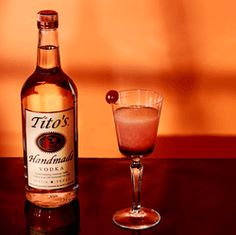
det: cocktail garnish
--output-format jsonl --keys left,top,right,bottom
{"left": 106, "top": 90, "right": 119, "bottom": 104}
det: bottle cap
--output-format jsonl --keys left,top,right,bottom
{"left": 37, "top": 10, "right": 58, "bottom": 29}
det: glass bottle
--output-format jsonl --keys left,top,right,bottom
{"left": 21, "top": 10, "right": 78, "bottom": 208}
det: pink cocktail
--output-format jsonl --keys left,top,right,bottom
{"left": 114, "top": 106, "right": 159, "bottom": 156}
{"left": 106, "top": 89, "right": 163, "bottom": 230}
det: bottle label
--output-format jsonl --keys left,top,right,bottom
{"left": 25, "top": 108, "right": 75, "bottom": 190}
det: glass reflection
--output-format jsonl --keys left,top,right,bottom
{"left": 132, "top": 231, "right": 141, "bottom": 235}
{"left": 25, "top": 199, "right": 80, "bottom": 235}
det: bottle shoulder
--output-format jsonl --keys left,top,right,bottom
{"left": 21, "top": 67, "right": 77, "bottom": 99}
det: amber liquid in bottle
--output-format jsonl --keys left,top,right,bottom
{"left": 21, "top": 10, "right": 78, "bottom": 208}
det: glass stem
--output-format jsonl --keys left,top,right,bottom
{"left": 130, "top": 157, "right": 143, "bottom": 213}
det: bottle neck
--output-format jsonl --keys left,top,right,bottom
{"left": 37, "top": 28, "right": 61, "bottom": 69}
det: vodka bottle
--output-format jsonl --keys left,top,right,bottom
{"left": 21, "top": 10, "right": 78, "bottom": 208}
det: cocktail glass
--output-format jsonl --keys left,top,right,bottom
{"left": 106, "top": 89, "right": 164, "bottom": 230}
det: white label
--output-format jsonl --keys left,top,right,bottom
{"left": 26, "top": 108, "right": 75, "bottom": 190}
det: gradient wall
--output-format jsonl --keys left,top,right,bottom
{"left": 0, "top": 0, "right": 235, "bottom": 158}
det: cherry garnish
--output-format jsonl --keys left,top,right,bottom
{"left": 106, "top": 90, "right": 119, "bottom": 104}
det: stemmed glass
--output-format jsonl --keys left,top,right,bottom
{"left": 106, "top": 89, "right": 164, "bottom": 230}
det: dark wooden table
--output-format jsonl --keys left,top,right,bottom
{"left": 0, "top": 157, "right": 235, "bottom": 235}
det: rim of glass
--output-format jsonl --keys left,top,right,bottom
{"left": 114, "top": 89, "right": 164, "bottom": 106}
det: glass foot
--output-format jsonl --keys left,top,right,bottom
{"left": 112, "top": 207, "right": 161, "bottom": 230}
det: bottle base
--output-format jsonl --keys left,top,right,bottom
{"left": 25, "top": 185, "right": 78, "bottom": 208}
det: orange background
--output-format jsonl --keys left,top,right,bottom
{"left": 0, "top": 0, "right": 235, "bottom": 158}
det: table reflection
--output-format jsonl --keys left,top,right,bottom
{"left": 0, "top": 157, "right": 234, "bottom": 235}
{"left": 25, "top": 199, "right": 80, "bottom": 235}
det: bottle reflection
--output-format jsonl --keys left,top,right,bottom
{"left": 25, "top": 199, "right": 80, "bottom": 235}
